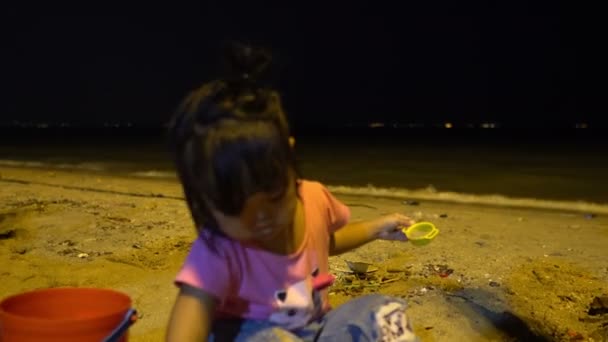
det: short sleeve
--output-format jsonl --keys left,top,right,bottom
{"left": 320, "top": 185, "right": 351, "bottom": 233}
{"left": 174, "top": 237, "right": 232, "bottom": 303}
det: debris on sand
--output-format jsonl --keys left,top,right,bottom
{"left": 13, "top": 247, "right": 28, "bottom": 255}
{"left": 330, "top": 271, "right": 404, "bottom": 295}
{"left": 566, "top": 329, "right": 585, "bottom": 340}
{"left": 402, "top": 200, "right": 420, "bottom": 206}
{"left": 344, "top": 260, "right": 378, "bottom": 275}
{"left": 423, "top": 264, "right": 454, "bottom": 278}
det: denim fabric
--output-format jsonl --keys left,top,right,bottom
{"left": 209, "top": 294, "right": 419, "bottom": 342}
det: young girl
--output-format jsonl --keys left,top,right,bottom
{"left": 165, "top": 43, "right": 419, "bottom": 342}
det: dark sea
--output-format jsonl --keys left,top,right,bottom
{"left": 1, "top": 127, "right": 607, "bottom": 213}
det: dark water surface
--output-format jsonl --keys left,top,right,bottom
{"left": 1, "top": 127, "right": 607, "bottom": 205}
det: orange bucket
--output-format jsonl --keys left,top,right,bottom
{"left": 0, "top": 287, "right": 137, "bottom": 342}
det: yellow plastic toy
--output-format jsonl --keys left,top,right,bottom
{"left": 403, "top": 222, "right": 439, "bottom": 246}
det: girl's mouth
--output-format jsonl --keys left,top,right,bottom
{"left": 256, "top": 224, "right": 281, "bottom": 240}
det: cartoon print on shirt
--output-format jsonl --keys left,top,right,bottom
{"left": 268, "top": 267, "right": 334, "bottom": 330}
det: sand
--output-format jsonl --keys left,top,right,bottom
{"left": 1, "top": 166, "right": 607, "bottom": 341}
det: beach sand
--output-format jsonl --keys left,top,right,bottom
{"left": 1, "top": 166, "right": 607, "bottom": 341}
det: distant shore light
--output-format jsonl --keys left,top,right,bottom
{"left": 444, "top": 122, "right": 453, "bottom": 129}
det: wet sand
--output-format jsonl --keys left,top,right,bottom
{"left": 1, "top": 166, "right": 607, "bottom": 341}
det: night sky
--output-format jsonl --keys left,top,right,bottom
{"left": 1, "top": 5, "right": 602, "bottom": 129}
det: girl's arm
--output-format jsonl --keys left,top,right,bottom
{"left": 329, "top": 213, "right": 413, "bottom": 256}
{"left": 166, "top": 284, "right": 217, "bottom": 341}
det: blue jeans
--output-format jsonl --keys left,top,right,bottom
{"left": 209, "top": 294, "right": 419, "bottom": 342}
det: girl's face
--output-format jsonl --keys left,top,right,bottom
{"left": 209, "top": 178, "right": 298, "bottom": 243}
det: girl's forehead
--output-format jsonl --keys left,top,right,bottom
{"left": 239, "top": 183, "right": 294, "bottom": 214}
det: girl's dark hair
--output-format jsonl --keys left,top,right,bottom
{"left": 168, "top": 42, "right": 296, "bottom": 237}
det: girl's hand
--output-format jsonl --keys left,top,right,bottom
{"left": 375, "top": 213, "right": 415, "bottom": 241}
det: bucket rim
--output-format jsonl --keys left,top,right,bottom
{"left": 0, "top": 287, "right": 132, "bottom": 325}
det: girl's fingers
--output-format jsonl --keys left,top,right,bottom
{"left": 378, "top": 229, "right": 408, "bottom": 241}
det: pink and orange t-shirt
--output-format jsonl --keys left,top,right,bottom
{"left": 174, "top": 180, "right": 350, "bottom": 330}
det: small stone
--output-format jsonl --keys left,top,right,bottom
{"left": 567, "top": 329, "right": 584, "bottom": 340}
{"left": 439, "top": 269, "right": 454, "bottom": 278}
{"left": 439, "top": 214, "right": 448, "bottom": 218}
{"left": 77, "top": 253, "right": 89, "bottom": 258}
{"left": 61, "top": 240, "right": 76, "bottom": 247}
{"left": 402, "top": 200, "right": 420, "bottom": 206}
{"left": 174, "top": 241, "right": 187, "bottom": 248}
{"left": 588, "top": 296, "right": 608, "bottom": 316}
{"left": 489, "top": 281, "right": 500, "bottom": 287}
{"left": 132, "top": 244, "right": 142, "bottom": 249}
{"left": 558, "top": 295, "right": 575, "bottom": 303}
{"left": 474, "top": 241, "right": 486, "bottom": 247}
{"left": 0, "top": 229, "right": 16, "bottom": 240}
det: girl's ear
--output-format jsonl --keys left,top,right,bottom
{"left": 289, "top": 136, "right": 296, "bottom": 148}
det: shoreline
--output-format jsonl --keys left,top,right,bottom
{"left": 2, "top": 165, "right": 607, "bottom": 341}
{"left": 2, "top": 165, "right": 607, "bottom": 215}
{"left": 329, "top": 186, "right": 608, "bottom": 216}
